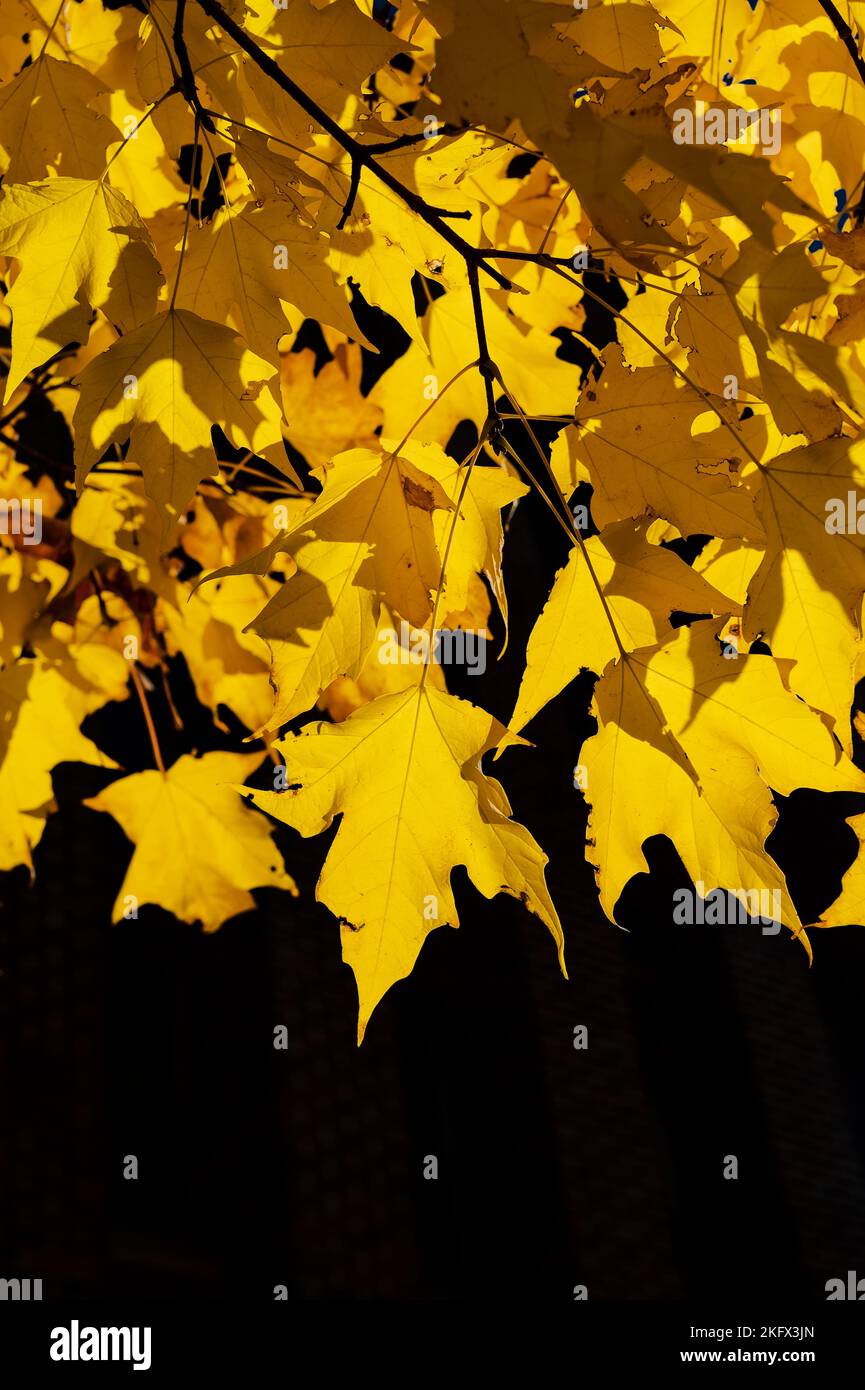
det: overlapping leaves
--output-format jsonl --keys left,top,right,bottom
{"left": 2, "top": 0, "right": 865, "bottom": 1039}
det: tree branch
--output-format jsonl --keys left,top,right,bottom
{"left": 193, "top": 0, "right": 509, "bottom": 285}
{"left": 192, "top": 0, "right": 522, "bottom": 451}
{"left": 817, "top": 0, "right": 865, "bottom": 87}
{"left": 173, "top": 0, "right": 216, "bottom": 132}
{"left": 816, "top": 1, "right": 865, "bottom": 220}
{"left": 363, "top": 124, "right": 461, "bottom": 154}
{"left": 467, "top": 261, "right": 500, "bottom": 439}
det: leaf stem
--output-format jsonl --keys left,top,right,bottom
{"left": 169, "top": 114, "right": 201, "bottom": 311}
{"left": 130, "top": 664, "right": 166, "bottom": 774}
{"left": 420, "top": 433, "right": 486, "bottom": 691}
{"left": 388, "top": 360, "right": 479, "bottom": 459}
{"left": 39, "top": 0, "right": 68, "bottom": 59}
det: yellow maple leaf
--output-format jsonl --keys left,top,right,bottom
{"left": 569, "top": 345, "right": 763, "bottom": 538}
{"left": 157, "top": 576, "right": 276, "bottom": 734}
{"left": 0, "top": 54, "right": 120, "bottom": 182}
{"left": 86, "top": 752, "right": 297, "bottom": 930}
{"left": 317, "top": 600, "right": 448, "bottom": 721}
{"left": 374, "top": 284, "right": 578, "bottom": 442}
{"left": 0, "top": 178, "right": 163, "bottom": 399}
{"left": 581, "top": 625, "right": 862, "bottom": 943}
{"left": 510, "top": 518, "right": 732, "bottom": 733}
{"left": 238, "top": 0, "right": 409, "bottom": 140}
{"left": 743, "top": 436, "right": 865, "bottom": 754}
{"left": 280, "top": 344, "right": 382, "bottom": 469}
{"left": 248, "top": 685, "right": 564, "bottom": 1039}
{"left": 73, "top": 308, "right": 287, "bottom": 530}
{"left": 174, "top": 201, "right": 366, "bottom": 365}
{"left": 0, "top": 635, "right": 120, "bottom": 873}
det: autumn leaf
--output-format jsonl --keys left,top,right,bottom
{"left": 280, "top": 344, "right": 381, "bottom": 469}
{"left": 567, "top": 345, "right": 763, "bottom": 539}
{"left": 4, "top": 0, "right": 865, "bottom": 1039}
{"left": 0, "top": 178, "right": 163, "bottom": 399}
{"left": 73, "top": 308, "right": 288, "bottom": 530}
{"left": 0, "top": 54, "right": 120, "bottom": 183}
{"left": 248, "top": 685, "right": 564, "bottom": 1041}
{"left": 510, "top": 518, "right": 732, "bottom": 734}
{"left": 742, "top": 436, "right": 865, "bottom": 755}
{"left": 581, "top": 625, "right": 862, "bottom": 943}
{"left": 0, "top": 623, "right": 122, "bottom": 874}
{"left": 174, "top": 200, "right": 366, "bottom": 365}
{"left": 374, "top": 284, "right": 578, "bottom": 442}
{"left": 86, "top": 752, "right": 297, "bottom": 931}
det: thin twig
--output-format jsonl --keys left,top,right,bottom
{"left": 193, "top": 0, "right": 513, "bottom": 288}
{"left": 130, "top": 664, "right": 166, "bottom": 773}
{"left": 816, "top": 0, "right": 865, "bottom": 86}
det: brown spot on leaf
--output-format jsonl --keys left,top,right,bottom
{"left": 401, "top": 474, "right": 437, "bottom": 510}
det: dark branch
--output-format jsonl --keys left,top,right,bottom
{"left": 467, "top": 262, "right": 500, "bottom": 433}
{"left": 364, "top": 124, "right": 461, "bottom": 155}
{"left": 193, "top": 0, "right": 511, "bottom": 287}
{"left": 174, "top": 0, "right": 216, "bottom": 132}
{"left": 336, "top": 158, "right": 361, "bottom": 230}
{"left": 817, "top": 0, "right": 865, "bottom": 86}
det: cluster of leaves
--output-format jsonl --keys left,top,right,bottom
{"left": 3, "top": 0, "right": 865, "bottom": 1040}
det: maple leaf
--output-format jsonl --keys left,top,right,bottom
{"left": 4, "top": 0, "right": 865, "bottom": 1034}
{"left": 0, "top": 618, "right": 122, "bottom": 874}
{"left": 317, "top": 600, "right": 448, "bottom": 723}
{"left": 322, "top": 142, "right": 481, "bottom": 348}
{"left": 69, "top": 473, "right": 177, "bottom": 599}
{"left": 718, "top": 239, "right": 865, "bottom": 434}
{"left": 280, "top": 344, "right": 382, "bottom": 469}
{"left": 232, "top": 125, "right": 322, "bottom": 214}
{"left": 86, "top": 752, "right": 297, "bottom": 931}
{"left": 73, "top": 308, "right": 288, "bottom": 530}
{"left": 581, "top": 625, "right": 863, "bottom": 942}
{"left": 374, "top": 284, "right": 578, "bottom": 442}
{"left": 238, "top": 0, "right": 410, "bottom": 141}
{"left": 203, "top": 439, "right": 523, "bottom": 729}
{"left": 671, "top": 274, "right": 845, "bottom": 443}
{"left": 0, "top": 178, "right": 163, "bottom": 399}
{"left": 0, "top": 54, "right": 120, "bottom": 182}
{"left": 248, "top": 685, "right": 564, "bottom": 1040}
{"left": 426, "top": 0, "right": 598, "bottom": 135}
{"left": 158, "top": 576, "right": 276, "bottom": 734}
{"left": 173, "top": 201, "right": 366, "bottom": 365}
{"left": 568, "top": 345, "right": 763, "bottom": 539}
{"left": 742, "top": 436, "right": 865, "bottom": 755}
{"left": 0, "top": 549, "right": 64, "bottom": 663}
{"left": 198, "top": 442, "right": 453, "bottom": 727}
{"left": 510, "top": 518, "right": 732, "bottom": 733}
